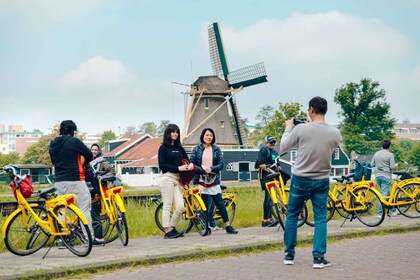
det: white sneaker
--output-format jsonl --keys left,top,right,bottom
{"left": 376, "top": 214, "right": 382, "bottom": 219}
{"left": 392, "top": 210, "right": 399, "bottom": 216}
{"left": 210, "top": 226, "right": 222, "bottom": 231}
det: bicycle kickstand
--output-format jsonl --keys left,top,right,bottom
{"left": 42, "top": 236, "right": 58, "bottom": 259}
{"left": 340, "top": 213, "right": 353, "bottom": 228}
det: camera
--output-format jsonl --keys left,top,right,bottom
{"left": 293, "top": 118, "right": 306, "bottom": 126}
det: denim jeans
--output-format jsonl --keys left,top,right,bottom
{"left": 202, "top": 193, "right": 229, "bottom": 224}
{"left": 284, "top": 175, "right": 329, "bottom": 257}
{"left": 376, "top": 176, "right": 392, "bottom": 214}
{"left": 207, "top": 199, "right": 216, "bottom": 227}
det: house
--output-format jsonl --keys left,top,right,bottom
{"left": 102, "top": 134, "right": 151, "bottom": 166}
{"left": 8, "top": 164, "right": 53, "bottom": 184}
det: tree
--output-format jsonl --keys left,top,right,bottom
{"left": 263, "top": 102, "right": 306, "bottom": 141}
{"left": 141, "top": 122, "right": 157, "bottom": 137}
{"left": 408, "top": 142, "right": 420, "bottom": 167}
{"left": 248, "top": 105, "right": 275, "bottom": 146}
{"left": 22, "top": 126, "right": 60, "bottom": 165}
{"left": 98, "top": 130, "right": 117, "bottom": 148}
{"left": 124, "top": 125, "right": 137, "bottom": 136}
{"left": 157, "top": 120, "right": 170, "bottom": 137}
{"left": 334, "top": 78, "right": 396, "bottom": 156}
{"left": 0, "top": 152, "right": 21, "bottom": 166}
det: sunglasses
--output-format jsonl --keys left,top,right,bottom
{"left": 269, "top": 141, "right": 276, "bottom": 144}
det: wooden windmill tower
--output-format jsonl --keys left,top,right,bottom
{"left": 182, "top": 22, "right": 268, "bottom": 148}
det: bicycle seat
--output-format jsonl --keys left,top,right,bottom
{"left": 38, "top": 186, "right": 57, "bottom": 200}
{"left": 100, "top": 176, "right": 116, "bottom": 183}
{"left": 220, "top": 184, "right": 227, "bottom": 190}
{"left": 266, "top": 173, "right": 280, "bottom": 180}
{"left": 333, "top": 177, "right": 344, "bottom": 183}
{"left": 342, "top": 174, "right": 355, "bottom": 181}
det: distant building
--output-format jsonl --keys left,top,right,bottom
{"left": 83, "top": 134, "right": 101, "bottom": 149}
{"left": 393, "top": 123, "right": 420, "bottom": 141}
{"left": 0, "top": 124, "right": 43, "bottom": 155}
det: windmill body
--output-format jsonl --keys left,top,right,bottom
{"left": 182, "top": 22, "right": 268, "bottom": 149}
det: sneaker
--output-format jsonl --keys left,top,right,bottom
{"left": 92, "top": 238, "right": 105, "bottom": 246}
{"left": 284, "top": 254, "right": 294, "bottom": 265}
{"left": 173, "top": 228, "right": 184, "bottom": 238}
{"left": 376, "top": 214, "right": 382, "bottom": 219}
{"left": 313, "top": 257, "right": 331, "bottom": 269}
{"left": 57, "top": 239, "right": 66, "bottom": 249}
{"left": 262, "top": 220, "right": 278, "bottom": 227}
{"left": 210, "top": 226, "right": 223, "bottom": 231}
{"left": 392, "top": 210, "right": 399, "bottom": 216}
{"left": 226, "top": 225, "right": 238, "bottom": 234}
{"left": 164, "top": 228, "right": 180, "bottom": 239}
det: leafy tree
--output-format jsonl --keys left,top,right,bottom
{"left": 157, "top": 120, "right": 170, "bottom": 137}
{"left": 248, "top": 105, "right": 275, "bottom": 146}
{"left": 334, "top": 78, "right": 396, "bottom": 156}
{"left": 22, "top": 125, "right": 60, "bottom": 165}
{"left": 141, "top": 122, "right": 157, "bottom": 137}
{"left": 0, "top": 152, "right": 21, "bottom": 166}
{"left": 98, "top": 130, "right": 116, "bottom": 148}
{"left": 124, "top": 125, "right": 137, "bottom": 136}
{"left": 263, "top": 102, "right": 306, "bottom": 142}
{"left": 408, "top": 142, "right": 420, "bottom": 167}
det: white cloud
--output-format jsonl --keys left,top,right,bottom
{"left": 56, "top": 56, "right": 139, "bottom": 90}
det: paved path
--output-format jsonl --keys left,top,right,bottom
{"left": 0, "top": 215, "right": 419, "bottom": 280}
{"left": 79, "top": 231, "right": 420, "bottom": 280}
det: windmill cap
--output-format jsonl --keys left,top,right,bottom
{"left": 265, "top": 135, "right": 276, "bottom": 143}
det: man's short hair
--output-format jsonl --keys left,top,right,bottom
{"left": 59, "top": 120, "right": 77, "bottom": 136}
{"left": 382, "top": 139, "right": 391, "bottom": 149}
{"left": 309, "top": 96, "right": 328, "bottom": 115}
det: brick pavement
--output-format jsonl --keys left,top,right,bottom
{"left": 0, "top": 215, "right": 419, "bottom": 280}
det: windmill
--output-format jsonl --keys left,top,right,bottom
{"left": 182, "top": 22, "right": 268, "bottom": 148}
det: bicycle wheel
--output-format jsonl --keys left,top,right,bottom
{"left": 4, "top": 206, "right": 50, "bottom": 256}
{"left": 154, "top": 202, "right": 193, "bottom": 234}
{"left": 214, "top": 198, "right": 236, "bottom": 225}
{"left": 113, "top": 198, "right": 129, "bottom": 246}
{"left": 283, "top": 189, "right": 307, "bottom": 228}
{"left": 396, "top": 183, "right": 420, "bottom": 218}
{"left": 54, "top": 205, "right": 92, "bottom": 257}
{"left": 351, "top": 187, "right": 384, "bottom": 227}
{"left": 271, "top": 202, "right": 285, "bottom": 230}
{"left": 305, "top": 193, "right": 335, "bottom": 227}
{"left": 191, "top": 196, "right": 209, "bottom": 236}
{"left": 91, "top": 201, "right": 111, "bottom": 242}
{"left": 334, "top": 187, "right": 351, "bottom": 218}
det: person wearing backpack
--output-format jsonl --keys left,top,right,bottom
{"left": 257, "top": 135, "right": 279, "bottom": 227}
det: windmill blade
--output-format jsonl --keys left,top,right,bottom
{"left": 208, "top": 22, "right": 230, "bottom": 79}
{"left": 228, "top": 62, "right": 268, "bottom": 89}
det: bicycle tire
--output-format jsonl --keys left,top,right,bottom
{"left": 283, "top": 189, "right": 307, "bottom": 228}
{"left": 91, "top": 201, "right": 112, "bottom": 243}
{"left": 214, "top": 198, "right": 236, "bottom": 225}
{"left": 191, "top": 196, "right": 209, "bottom": 236}
{"left": 334, "top": 187, "right": 351, "bottom": 218}
{"left": 396, "top": 183, "right": 420, "bottom": 218}
{"left": 4, "top": 206, "right": 50, "bottom": 256}
{"left": 305, "top": 193, "right": 335, "bottom": 227}
{"left": 351, "top": 186, "right": 384, "bottom": 227}
{"left": 154, "top": 202, "right": 193, "bottom": 234}
{"left": 113, "top": 198, "right": 129, "bottom": 246}
{"left": 54, "top": 205, "right": 92, "bottom": 257}
{"left": 271, "top": 202, "right": 285, "bottom": 230}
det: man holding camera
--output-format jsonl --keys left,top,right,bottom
{"left": 280, "top": 96, "right": 341, "bottom": 269}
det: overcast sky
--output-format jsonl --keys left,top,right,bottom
{"left": 1, "top": 0, "right": 419, "bottom": 135}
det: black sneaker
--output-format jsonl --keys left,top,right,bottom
{"left": 262, "top": 220, "right": 278, "bottom": 227}
{"left": 164, "top": 228, "right": 180, "bottom": 239}
{"left": 284, "top": 254, "right": 294, "bottom": 265}
{"left": 226, "top": 225, "right": 238, "bottom": 234}
{"left": 173, "top": 228, "right": 185, "bottom": 238}
{"left": 313, "top": 257, "right": 331, "bottom": 269}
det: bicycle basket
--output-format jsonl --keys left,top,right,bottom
{"left": 10, "top": 174, "right": 34, "bottom": 199}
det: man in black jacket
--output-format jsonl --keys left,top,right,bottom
{"left": 49, "top": 120, "right": 98, "bottom": 244}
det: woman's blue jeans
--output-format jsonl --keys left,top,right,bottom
{"left": 284, "top": 175, "right": 329, "bottom": 257}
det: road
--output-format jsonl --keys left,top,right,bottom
{"left": 66, "top": 231, "right": 419, "bottom": 280}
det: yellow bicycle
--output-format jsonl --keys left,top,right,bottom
{"left": 153, "top": 185, "right": 209, "bottom": 236}
{"left": 90, "top": 175, "right": 129, "bottom": 246}
{"left": 1, "top": 165, "right": 92, "bottom": 257}
{"left": 212, "top": 185, "right": 236, "bottom": 225}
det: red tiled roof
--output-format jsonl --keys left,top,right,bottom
{"left": 103, "top": 134, "right": 148, "bottom": 157}
{"left": 121, "top": 158, "right": 158, "bottom": 167}
{"left": 117, "top": 138, "right": 162, "bottom": 161}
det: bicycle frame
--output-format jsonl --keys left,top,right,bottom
{"left": 265, "top": 174, "right": 288, "bottom": 205}
{"left": 330, "top": 180, "right": 376, "bottom": 212}
{"left": 369, "top": 177, "right": 420, "bottom": 207}
{"left": 183, "top": 186, "right": 207, "bottom": 219}
{"left": 98, "top": 181, "right": 126, "bottom": 225}
{"left": 2, "top": 188, "right": 87, "bottom": 239}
